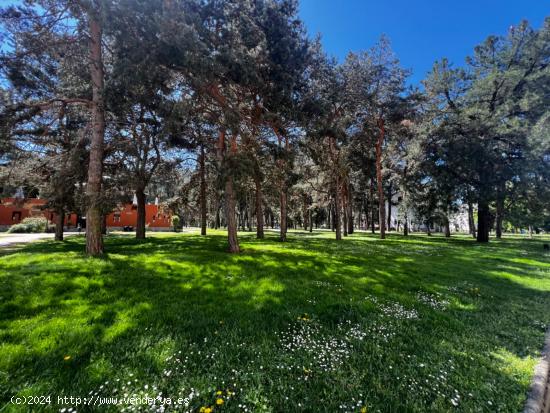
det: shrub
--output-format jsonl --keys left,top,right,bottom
{"left": 7, "top": 217, "right": 49, "bottom": 233}
{"left": 171, "top": 215, "right": 180, "bottom": 232}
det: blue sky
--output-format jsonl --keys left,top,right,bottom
{"left": 298, "top": 0, "right": 548, "bottom": 85}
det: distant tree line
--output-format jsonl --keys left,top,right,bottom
{"left": 0, "top": 1, "right": 548, "bottom": 255}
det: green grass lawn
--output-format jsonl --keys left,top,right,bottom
{"left": 0, "top": 230, "right": 549, "bottom": 412}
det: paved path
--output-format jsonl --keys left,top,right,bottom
{"left": 0, "top": 232, "right": 78, "bottom": 248}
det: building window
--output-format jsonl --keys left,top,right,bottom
{"left": 12, "top": 211, "right": 21, "bottom": 222}
{"left": 114, "top": 213, "right": 121, "bottom": 223}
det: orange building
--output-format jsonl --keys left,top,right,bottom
{"left": 0, "top": 198, "right": 172, "bottom": 231}
{"left": 0, "top": 198, "right": 75, "bottom": 230}
{"left": 106, "top": 203, "right": 172, "bottom": 230}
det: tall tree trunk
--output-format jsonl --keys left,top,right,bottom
{"left": 347, "top": 183, "right": 354, "bottom": 234}
{"left": 309, "top": 209, "right": 313, "bottom": 232}
{"left": 199, "top": 144, "right": 207, "bottom": 236}
{"left": 468, "top": 201, "right": 476, "bottom": 238}
{"left": 364, "top": 195, "right": 369, "bottom": 231}
{"left": 376, "top": 118, "right": 385, "bottom": 239}
{"left": 444, "top": 216, "right": 451, "bottom": 237}
{"left": 476, "top": 198, "right": 490, "bottom": 243}
{"left": 386, "top": 182, "right": 392, "bottom": 231}
{"left": 255, "top": 176, "right": 264, "bottom": 239}
{"left": 226, "top": 177, "right": 239, "bottom": 252}
{"left": 329, "top": 203, "right": 334, "bottom": 231}
{"left": 342, "top": 186, "right": 348, "bottom": 237}
{"left": 274, "top": 131, "right": 289, "bottom": 242}
{"left": 135, "top": 188, "right": 146, "bottom": 239}
{"left": 302, "top": 194, "right": 308, "bottom": 231}
{"left": 55, "top": 209, "right": 64, "bottom": 241}
{"left": 329, "top": 137, "right": 342, "bottom": 240}
{"left": 224, "top": 131, "right": 240, "bottom": 253}
{"left": 85, "top": 10, "right": 105, "bottom": 256}
{"left": 334, "top": 180, "right": 342, "bottom": 240}
{"left": 495, "top": 188, "right": 504, "bottom": 239}
{"left": 370, "top": 178, "right": 375, "bottom": 234}
{"left": 528, "top": 225, "right": 533, "bottom": 239}
{"left": 403, "top": 211, "right": 409, "bottom": 236}
{"left": 280, "top": 190, "right": 287, "bottom": 242}
{"left": 246, "top": 199, "right": 252, "bottom": 231}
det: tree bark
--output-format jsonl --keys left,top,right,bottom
{"left": 328, "top": 136, "right": 342, "bottom": 240}
{"left": 366, "top": 212, "right": 370, "bottom": 231}
{"left": 280, "top": 190, "right": 287, "bottom": 242}
{"left": 278, "top": 134, "right": 290, "bottom": 242}
{"left": 85, "top": 10, "right": 105, "bottom": 256}
{"left": 246, "top": 201, "right": 252, "bottom": 232}
{"left": 55, "top": 209, "right": 64, "bottom": 241}
{"left": 199, "top": 144, "right": 207, "bottom": 236}
{"left": 329, "top": 202, "right": 333, "bottom": 231}
{"left": 135, "top": 188, "right": 146, "bottom": 239}
{"left": 224, "top": 131, "right": 240, "bottom": 253}
{"left": 370, "top": 178, "right": 375, "bottom": 234}
{"left": 376, "top": 118, "right": 385, "bottom": 239}
{"left": 444, "top": 216, "right": 451, "bottom": 237}
{"left": 403, "top": 212, "right": 409, "bottom": 236}
{"left": 342, "top": 186, "right": 348, "bottom": 237}
{"left": 334, "top": 179, "right": 342, "bottom": 240}
{"left": 347, "top": 183, "right": 354, "bottom": 234}
{"left": 386, "top": 182, "right": 392, "bottom": 231}
{"left": 309, "top": 209, "right": 313, "bottom": 232}
{"left": 476, "top": 198, "right": 490, "bottom": 243}
{"left": 255, "top": 176, "right": 264, "bottom": 239}
{"left": 226, "top": 178, "right": 239, "bottom": 252}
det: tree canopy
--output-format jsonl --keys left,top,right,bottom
{"left": 1, "top": 1, "right": 548, "bottom": 254}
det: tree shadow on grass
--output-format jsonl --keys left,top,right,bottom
{"left": 0, "top": 232, "right": 549, "bottom": 412}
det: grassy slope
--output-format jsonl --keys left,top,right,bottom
{"left": 0, "top": 230, "right": 549, "bottom": 413}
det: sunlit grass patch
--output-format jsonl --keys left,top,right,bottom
{"left": 0, "top": 231, "right": 549, "bottom": 412}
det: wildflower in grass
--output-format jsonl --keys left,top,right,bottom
{"left": 216, "top": 390, "right": 223, "bottom": 395}
{"left": 216, "top": 398, "right": 224, "bottom": 405}
{"left": 63, "top": 355, "right": 71, "bottom": 361}
{"left": 416, "top": 291, "right": 449, "bottom": 310}
{"left": 361, "top": 407, "right": 367, "bottom": 413}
